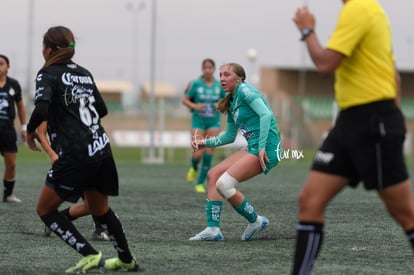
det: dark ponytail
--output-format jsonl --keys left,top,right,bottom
{"left": 42, "top": 26, "right": 75, "bottom": 68}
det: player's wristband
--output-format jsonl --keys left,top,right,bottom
{"left": 21, "top": 124, "right": 27, "bottom": 131}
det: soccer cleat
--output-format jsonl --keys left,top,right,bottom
{"left": 104, "top": 257, "right": 142, "bottom": 272}
{"left": 189, "top": 227, "right": 224, "bottom": 241}
{"left": 44, "top": 225, "right": 52, "bottom": 237}
{"left": 241, "top": 215, "right": 269, "bottom": 241}
{"left": 186, "top": 167, "right": 197, "bottom": 183}
{"left": 91, "top": 229, "right": 110, "bottom": 241}
{"left": 194, "top": 184, "right": 206, "bottom": 193}
{"left": 65, "top": 251, "right": 104, "bottom": 274}
{"left": 3, "top": 194, "right": 22, "bottom": 203}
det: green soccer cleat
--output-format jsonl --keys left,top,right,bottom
{"left": 104, "top": 257, "right": 142, "bottom": 272}
{"left": 186, "top": 167, "right": 197, "bottom": 183}
{"left": 65, "top": 251, "right": 104, "bottom": 274}
{"left": 194, "top": 184, "right": 206, "bottom": 193}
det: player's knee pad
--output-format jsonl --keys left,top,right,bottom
{"left": 216, "top": 172, "right": 238, "bottom": 199}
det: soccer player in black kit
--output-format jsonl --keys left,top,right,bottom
{"left": 0, "top": 54, "right": 27, "bottom": 203}
{"left": 27, "top": 26, "right": 142, "bottom": 274}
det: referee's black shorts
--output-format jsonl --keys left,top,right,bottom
{"left": 45, "top": 156, "right": 119, "bottom": 202}
{"left": 0, "top": 126, "right": 18, "bottom": 155}
{"left": 311, "top": 99, "right": 409, "bottom": 190}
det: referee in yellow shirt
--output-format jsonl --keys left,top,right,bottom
{"left": 291, "top": 0, "right": 414, "bottom": 274}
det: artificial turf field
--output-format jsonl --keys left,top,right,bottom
{"left": 1, "top": 146, "right": 414, "bottom": 275}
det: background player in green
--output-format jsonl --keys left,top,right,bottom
{"left": 0, "top": 54, "right": 27, "bottom": 203}
{"left": 182, "top": 58, "right": 226, "bottom": 193}
{"left": 189, "top": 63, "right": 281, "bottom": 241}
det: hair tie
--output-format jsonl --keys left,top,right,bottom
{"left": 69, "top": 42, "right": 75, "bottom": 48}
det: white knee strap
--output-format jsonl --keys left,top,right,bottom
{"left": 216, "top": 172, "right": 238, "bottom": 199}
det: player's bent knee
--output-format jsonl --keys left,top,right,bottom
{"left": 207, "top": 167, "right": 220, "bottom": 179}
{"left": 216, "top": 172, "right": 238, "bottom": 199}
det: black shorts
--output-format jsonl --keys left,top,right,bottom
{"left": 45, "top": 156, "right": 119, "bottom": 202}
{"left": 0, "top": 127, "right": 17, "bottom": 154}
{"left": 311, "top": 100, "right": 409, "bottom": 190}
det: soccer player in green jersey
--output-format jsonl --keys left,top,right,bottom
{"left": 182, "top": 59, "right": 226, "bottom": 193}
{"left": 189, "top": 63, "right": 281, "bottom": 241}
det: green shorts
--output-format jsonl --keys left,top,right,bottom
{"left": 192, "top": 117, "right": 221, "bottom": 131}
{"left": 246, "top": 132, "right": 280, "bottom": 174}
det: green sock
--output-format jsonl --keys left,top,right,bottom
{"left": 233, "top": 198, "right": 257, "bottom": 223}
{"left": 191, "top": 157, "right": 200, "bottom": 170}
{"left": 197, "top": 153, "right": 212, "bottom": 185}
{"left": 206, "top": 200, "right": 223, "bottom": 227}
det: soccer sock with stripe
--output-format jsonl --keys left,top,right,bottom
{"left": 197, "top": 153, "right": 212, "bottom": 185}
{"left": 94, "top": 208, "right": 133, "bottom": 263}
{"left": 233, "top": 198, "right": 258, "bottom": 223}
{"left": 3, "top": 179, "right": 15, "bottom": 200}
{"left": 206, "top": 200, "right": 223, "bottom": 227}
{"left": 291, "top": 221, "right": 324, "bottom": 275}
{"left": 40, "top": 210, "right": 98, "bottom": 256}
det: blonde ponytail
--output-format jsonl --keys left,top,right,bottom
{"left": 216, "top": 93, "right": 233, "bottom": 113}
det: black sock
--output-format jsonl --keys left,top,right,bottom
{"left": 405, "top": 228, "right": 414, "bottom": 250}
{"left": 291, "top": 222, "right": 324, "bottom": 275}
{"left": 3, "top": 179, "right": 15, "bottom": 200}
{"left": 60, "top": 207, "right": 77, "bottom": 221}
{"left": 92, "top": 215, "right": 106, "bottom": 231}
{"left": 94, "top": 208, "right": 133, "bottom": 263}
{"left": 40, "top": 210, "right": 98, "bottom": 256}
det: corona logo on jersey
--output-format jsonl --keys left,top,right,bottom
{"left": 61, "top": 72, "right": 93, "bottom": 86}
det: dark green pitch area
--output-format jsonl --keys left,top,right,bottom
{"left": 1, "top": 146, "right": 413, "bottom": 274}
